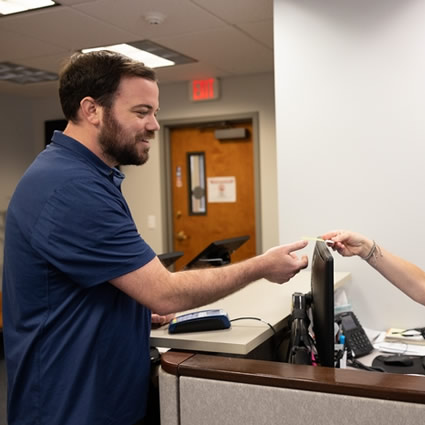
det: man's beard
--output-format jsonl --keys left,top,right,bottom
{"left": 99, "top": 108, "right": 151, "bottom": 166}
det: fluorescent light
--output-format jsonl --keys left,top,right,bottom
{"left": 0, "top": 0, "right": 56, "bottom": 15}
{"left": 0, "top": 62, "right": 58, "bottom": 84}
{"left": 81, "top": 43, "right": 175, "bottom": 69}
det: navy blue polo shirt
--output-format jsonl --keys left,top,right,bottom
{"left": 3, "top": 131, "right": 156, "bottom": 425}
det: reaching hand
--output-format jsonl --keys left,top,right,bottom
{"left": 321, "top": 230, "right": 373, "bottom": 259}
{"left": 262, "top": 240, "right": 309, "bottom": 283}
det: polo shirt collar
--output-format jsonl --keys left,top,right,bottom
{"left": 51, "top": 130, "right": 125, "bottom": 189}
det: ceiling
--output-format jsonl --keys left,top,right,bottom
{"left": 0, "top": 0, "right": 274, "bottom": 98}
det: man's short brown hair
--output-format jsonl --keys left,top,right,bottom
{"left": 59, "top": 50, "right": 157, "bottom": 122}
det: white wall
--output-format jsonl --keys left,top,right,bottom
{"left": 0, "top": 72, "right": 278, "bottom": 257}
{"left": 274, "top": 0, "right": 425, "bottom": 329}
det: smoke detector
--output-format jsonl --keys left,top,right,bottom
{"left": 144, "top": 12, "right": 166, "bottom": 25}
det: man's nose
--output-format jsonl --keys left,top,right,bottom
{"left": 148, "top": 115, "right": 160, "bottom": 131}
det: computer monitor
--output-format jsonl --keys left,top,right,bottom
{"left": 158, "top": 251, "right": 184, "bottom": 268}
{"left": 44, "top": 119, "right": 67, "bottom": 146}
{"left": 184, "top": 235, "right": 249, "bottom": 269}
{"left": 309, "top": 240, "right": 335, "bottom": 367}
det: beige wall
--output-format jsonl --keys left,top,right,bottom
{"left": 123, "top": 72, "right": 278, "bottom": 253}
{"left": 0, "top": 94, "right": 39, "bottom": 285}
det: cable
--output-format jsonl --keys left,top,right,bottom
{"left": 230, "top": 317, "right": 277, "bottom": 335}
{"left": 231, "top": 316, "right": 284, "bottom": 361}
{"left": 347, "top": 358, "right": 385, "bottom": 372}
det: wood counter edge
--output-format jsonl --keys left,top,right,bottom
{"left": 160, "top": 351, "right": 195, "bottom": 375}
{"left": 160, "top": 351, "right": 425, "bottom": 404}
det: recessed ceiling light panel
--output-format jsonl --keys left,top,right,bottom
{"left": 82, "top": 43, "right": 175, "bottom": 69}
{"left": 0, "top": 62, "right": 58, "bottom": 84}
{"left": 81, "top": 40, "right": 196, "bottom": 69}
{"left": 0, "top": 0, "right": 58, "bottom": 16}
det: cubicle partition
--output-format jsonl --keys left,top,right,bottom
{"left": 159, "top": 351, "right": 425, "bottom": 425}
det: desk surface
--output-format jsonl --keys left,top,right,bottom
{"left": 150, "top": 271, "right": 351, "bottom": 355}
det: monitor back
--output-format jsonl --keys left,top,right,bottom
{"left": 310, "top": 241, "right": 334, "bottom": 367}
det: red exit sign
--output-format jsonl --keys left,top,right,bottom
{"left": 190, "top": 78, "right": 220, "bottom": 101}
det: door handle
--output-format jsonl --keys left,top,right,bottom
{"left": 176, "top": 230, "right": 188, "bottom": 241}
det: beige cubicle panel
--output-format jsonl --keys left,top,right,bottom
{"left": 159, "top": 351, "right": 425, "bottom": 425}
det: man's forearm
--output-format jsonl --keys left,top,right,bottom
{"left": 166, "top": 254, "right": 265, "bottom": 313}
{"left": 110, "top": 240, "right": 308, "bottom": 315}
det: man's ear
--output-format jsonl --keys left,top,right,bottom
{"left": 80, "top": 97, "right": 102, "bottom": 125}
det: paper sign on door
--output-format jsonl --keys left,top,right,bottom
{"left": 207, "top": 176, "right": 236, "bottom": 203}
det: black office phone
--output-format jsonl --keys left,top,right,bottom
{"left": 336, "top": 311, "right": 374, "bottom": 358}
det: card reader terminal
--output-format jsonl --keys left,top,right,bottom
{"left": 168, "top": 309, "right": 231, "bottom": 334}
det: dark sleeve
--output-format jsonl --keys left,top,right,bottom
{"left": 31, "top": 178, "right": 156, "bottom": 287}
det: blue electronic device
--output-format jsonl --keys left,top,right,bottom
{"left": 168, "top": 309, "right": 231, "bottom": 334}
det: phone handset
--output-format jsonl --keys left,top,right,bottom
{"left": 336, "top": 311, "right": 374, "bottom": 358}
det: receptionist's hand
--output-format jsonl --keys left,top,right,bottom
{"left": 321, "top": 230, "right": 374, "bottom": 259}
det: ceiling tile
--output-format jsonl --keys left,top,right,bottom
{"left": 1, "top": 7, "right": 135, "bottom": 50}
{"left": 192, "top": 0, "right": 273, "bottom": 23}
{"left": 0, "top": 29, "right": 64, "bottom": 61}
{"left": 238, "top": 19, "right": 274, "bottom": 48}
{"left": 155, "top": 27, "right": 273, "bottom": 75}
{"left": 57, "top": 0, "right": 98, "bottom": 5}
{"left": 74, "top": 0, "right": 227, "bottom": 39}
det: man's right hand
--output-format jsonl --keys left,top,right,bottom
{"left": 261, "top": 240, "right": 309, "bottom": 283}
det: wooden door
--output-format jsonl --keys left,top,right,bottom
{"left": 170, "top": 121, "right": 256, "bottom": 270}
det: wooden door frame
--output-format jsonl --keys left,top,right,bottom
{"left": 159, "top": 112, "right": 262, "bottom": 256}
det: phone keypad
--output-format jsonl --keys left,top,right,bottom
{"left": 347, "top": 329, "right": 374, "bottom": 357}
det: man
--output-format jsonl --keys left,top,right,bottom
{"left": 2, "top": 50, "right": 308, "bottom": 425}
